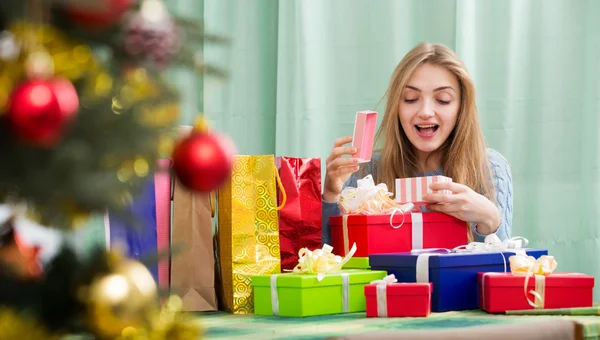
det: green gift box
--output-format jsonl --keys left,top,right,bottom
{"left": 343, "top": 257, "right": 370, "bottom": 269}
{"left": 252, "top": 269, "right": 386, "bottom": 317}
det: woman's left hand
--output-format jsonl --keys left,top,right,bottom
{"left": 422, "top": 181, "right": 501, "bottom": 235}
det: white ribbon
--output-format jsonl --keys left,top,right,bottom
{"left": 270, "top": 274, "right": 281, "bottom": 316}
{"left": 411, "top": 212, "right": 423, "bottom": 249}
{"left": 370, "top": 274, "right": 398, "bottom": 317}
{"left": 341, "top": 273, "right": 350, "bottom": 313}
{"left": 389, "top": 202, "right": 414, "bottom": 229}
{"left": 270, "top": 271, "right": 352, "bottom": 315}
{"left": 415, "top": 253, "right": 440, "bottom": 283}
{"left": 451, "top": 235, "right": 529, "bottom": 272}
{"left": 456, "top": 234, "right": 529, "bottom": 254}
{"left": 414, "top": 235, "right": 529, "bottom": 284}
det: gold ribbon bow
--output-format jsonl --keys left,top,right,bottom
{"left": 339, "top": 175, "right": 410, "bottom": 215}
{"left": 292, "top": 243, "right": 357, "bottom": 281}
{"left": 509, "top": 255, "right": 558, "bottom": 308}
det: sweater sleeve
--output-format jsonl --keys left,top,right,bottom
{"left": 472, "top": 148, "right": 514, "bottom": 242}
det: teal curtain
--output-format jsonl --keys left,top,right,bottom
{"left": 196, "top": 0, "right": 600, "bottom": 299}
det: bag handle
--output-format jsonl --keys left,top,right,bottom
{"left": 210, "top": 191, "right": 216, "bottom": 218}
{"left": 274, "top": 164, "right": 286, "bottom": 210}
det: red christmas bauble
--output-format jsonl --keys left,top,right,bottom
{"left": 50, "top": 77, "right": 79, "bottom": 120}
{"left": 172, "top": 130, "right": 236, "bottom": 192}
{"left": 6, "top": 78, "right": 79, "bottom": 147}
{"left": 65, "top": 0, "right": 136, "bottom": 30}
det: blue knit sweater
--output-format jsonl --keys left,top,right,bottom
{"left": 321, "top": 148, "right": 513, "bottom": 245}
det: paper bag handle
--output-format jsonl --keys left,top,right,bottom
{"left": 274, "top": 164, "right": 286, "bottom": 210}
{"left": 210, "top": 191, "right": 216, "bottom": 218}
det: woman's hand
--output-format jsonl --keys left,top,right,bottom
{"left": 323, "top": 136, "right": 360, "bottom": 202}
{"left": 422, "top": 181, "right": 501, "bottom": 235}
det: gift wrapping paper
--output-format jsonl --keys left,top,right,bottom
{"left": 217, "top": 155, "right": 281, "bottom": 314}
{"left": 276, "top": 156, "right": 322, "bottom": 271}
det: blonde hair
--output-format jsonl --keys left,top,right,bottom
{"left": 373, "top": 42, "right": 495, "bottom": 240}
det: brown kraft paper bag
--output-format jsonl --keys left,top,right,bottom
{"left": 170, "top": 177, "right": 218, "bottom": 311}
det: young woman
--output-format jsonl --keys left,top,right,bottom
{"left": 322, "top": 42, "right": 513, "bottom": 245}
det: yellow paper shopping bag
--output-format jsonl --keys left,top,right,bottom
{"left": 216, "top": 155, "right": 285, "bottom": 314}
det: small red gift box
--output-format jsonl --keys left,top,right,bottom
{"left": 330, "top": 212, "right": 467, "bottom": 257}
{"left": 365, "top": 281, "right": 432, "bottom": 317}
{"left": 478, "top": 272, "right": 594, "bottom": 313}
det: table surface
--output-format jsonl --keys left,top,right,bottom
{"left": 198, "top": 309, "right": 600, "bottom": 340}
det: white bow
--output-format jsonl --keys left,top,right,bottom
{"left": 455, "top": 234, "right": 528, "bottom": 254}
{"left": 370, "top": 274, "right": 398, "bottom": 285}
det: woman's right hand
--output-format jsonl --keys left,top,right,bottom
{"left": 323, "top": 136, "right": 360, "bottom": 202}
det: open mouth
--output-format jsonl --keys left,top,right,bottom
{"left": 415, "top": 124, "right": 439, "bottom": 136}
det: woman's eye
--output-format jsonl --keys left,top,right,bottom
{"left": 437, "top": 99, "right": 451, "bottom": 105}
{"left": 404, "top": 98, "right": 418, "bottom": 103}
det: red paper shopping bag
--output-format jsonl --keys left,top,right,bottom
{"left": 276, "top": 157, "right": 322, "bottom": 271}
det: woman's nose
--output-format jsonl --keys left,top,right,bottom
{"left": 417, "top": 100, "right": 435, "bottom": 119}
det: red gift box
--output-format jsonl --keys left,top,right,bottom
{"left": 478, "top": 272, "right": 594, "bottom": 313}
{"left": 365, "top": 282, "right": 432, "bottom": 317}
{"left": 329, "top": 212, "right": 468, "bottom": 257}
{"left": 276, "top": 156, "right": 322, "bottom": 271}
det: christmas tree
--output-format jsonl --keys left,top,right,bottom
{"left": 0, "top": 0, "right": 231, "bottom": 338}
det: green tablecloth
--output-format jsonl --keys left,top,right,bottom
{"left": 199, "top": 309, "right": 600, "bottom": 340}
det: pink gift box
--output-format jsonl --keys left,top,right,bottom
{"left": 395, "top": 176, "right": 452, "bottom": 205}
{"left": 352, "top": 110, "right": 377, "bottom": 163}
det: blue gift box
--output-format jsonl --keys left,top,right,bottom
{"left": 369, "top": 249, "right": 548, "bottom": 312}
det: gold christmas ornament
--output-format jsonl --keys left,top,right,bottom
{"left": 0, "top": 308, "right": 60, "bottom": 340}
{"left": 84, "top": 255, "right": 159, "bottom": 339}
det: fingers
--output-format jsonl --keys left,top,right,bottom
{"left": 326, "top": 136, "right": 357, "bottom": 163}
{"left": 428, "top": 181, "right": 468, "bottom": 193}
{"left": 326, "top": 158, "right": 359, "bottom": 179}
{"left": 329, "top": 156, "right": 359, "bottom": 169}
{"left": 328, "top": 146, "right": 357, "bottom": 161}
{"left": 422, "top": 192, "right": 455, "bottom": 203}
{"left": 333, "top": 136, "right": 353, "bottom": 148}
{"left": 337, "top": 165, "right": 360, "bottom": 177}
{"left": 426, "top": 203, "right": 459, "bottom": 214}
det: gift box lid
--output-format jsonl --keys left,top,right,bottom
{"left": 369, "top": 249, "right": 549, "bottom": 269}
{"left": 251, "top": 269, "right": 387, "bottom": 288}
{"left": 364, "top": 282, "right": 432, "bottom": 296}
{"left": 329, "top": 212, "right": 462, "bottom": 226}
{"left": 343, "top": 257, "right": 370, "bottom": 269}
{"left": 478, "top": 272, "right": 595, "bottom": 287}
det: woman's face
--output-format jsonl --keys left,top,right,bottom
{"left": 398, "top": 63, "right": 461, "bottom": 157}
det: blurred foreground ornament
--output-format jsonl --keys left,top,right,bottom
{"left": 0, "top": 217, "right": 43, "bottom": 280}
{"left": 81, "top": 249, "right": 202, "bottom": 339}
{"left": 64, "top": 0, "right": 136, "bottom": 30}
{"left": 123, "top": 0, "right": 181, "bottom": 68}
{"left": 0, "top": 308, "right": 58, "bottom": 340}
{"left": 172, "top": 117, "right": 236, "bottom": 192}
{"left": 119, "top": 295, "right": 203, "bottom": 340}
{"left": 83, "top": 252, "right": 159, "bottom": 339}
{"left": 6, "top": 77, "right": 78, "bottom": 147}
{"left": 0, "top": 31, "right": 20, "bottom": 62}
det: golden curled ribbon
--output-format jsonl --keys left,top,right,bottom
{"left": 339, "top": 175, "right": 414, "bottom": 231}
{"left": 339, "top": 175, "right": 406, "bottom": 215}
{"left": 509, "top": 254, "right": 558, "bottom": 308}
{"left": 292, "top": 243, "right": 357, "bottom": 281}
